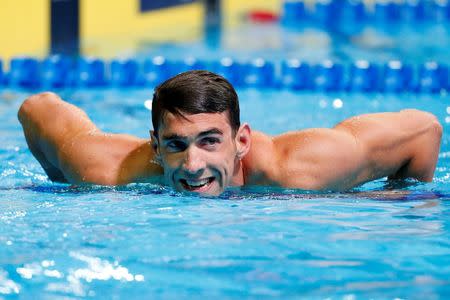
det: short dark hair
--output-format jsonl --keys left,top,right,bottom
{"left": 151, "top": 70, "right": 240, "bottom": 136}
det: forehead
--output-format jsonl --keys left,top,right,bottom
{"left": 159, "top": 112, "right": 232, "bottom": 137}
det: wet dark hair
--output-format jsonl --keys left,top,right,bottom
{"left": 151, "top": 70, "right": 240, "bottom": 136}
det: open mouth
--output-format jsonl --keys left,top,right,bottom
{"left": 179, "top": 177, "right": 215, "bottom": 192}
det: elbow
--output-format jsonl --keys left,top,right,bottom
{"left": 430, "top": 116, "right": 443, "bottom": 140}
{"left": 17, "top": 97, "right": 34, "bottom": 124}
{"left": 424, "top": 112, "right": 443, "bottom": 147}
{"left": 408, "top": 112, "right": 442, "bottom": 182}
{"left": 402, "top": 109, "right": 443, "bottom": 137}
{"left": 18, "top": 92, "right": 60, "bottom": 124}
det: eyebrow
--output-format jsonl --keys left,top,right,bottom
{"left": 161, "top": 128, "right": 224, "bottom": 141}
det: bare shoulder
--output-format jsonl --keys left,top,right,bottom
{"left": 242, "top": 128, "right": 363, "bottom": 189}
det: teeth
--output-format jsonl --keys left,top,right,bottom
{"left": 186, "top": 178, "right": 209, "bottom": 187}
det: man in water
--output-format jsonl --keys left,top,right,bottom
{"left": 18, "top": 70, "right": 442, "bottom": 196}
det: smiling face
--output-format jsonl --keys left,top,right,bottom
{"left": 152, "top": 112, "right": 250, "bottom": 196}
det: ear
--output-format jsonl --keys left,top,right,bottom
{"left": 235, "top": 123, "right": 251, "bottom": 159}
{"left": 150, "top": 130, "right": 159, "bottom": 153}
{"left": 150, "top": 130, "right": 163, "bottom": 165}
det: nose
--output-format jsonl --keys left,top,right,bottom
{"left": 182, "top": 146, "right": 206, "bottom": 176}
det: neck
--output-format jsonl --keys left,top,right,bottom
{"left": 230, "top": 159, "right": 245, "bottom": 187}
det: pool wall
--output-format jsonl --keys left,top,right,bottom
{"left": 0, "top": 0, "right": 279, "bottom": 61}
{"left": 0, "top": 0, "right": 50, "bottom": 61}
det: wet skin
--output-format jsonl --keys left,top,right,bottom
{"left": 18, "top": 93, "right": 442, "bottom": 196}
{"left": 151, "top": 112, "right": 249, "bottom": 196}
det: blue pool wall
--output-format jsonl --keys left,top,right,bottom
{"left": 282, "top": 0, "right": 450, "bottom": 26}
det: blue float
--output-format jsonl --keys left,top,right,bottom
{"left": 73, "top": 57, "right": 106, "bottom": 87}
{"left": 9, "top": 57, "right": 41, "bottom": 88}
{"left": 312, "top": 60, "right": 344, "bottom": 91}
{"left": 242, "top": 58, "right": 275, "bottom": 88}
{"left": 348, "top": 60, "right": 379, "bottom": 92}
{"left": 282, "top": 0, "right": 307, "bottom": 25}
{"left": 381, "top": 61, "right": 413, "bottom": 92}
{"left": 110, "top": 59, "right": 139, "bottom": 87}
{"left": 179, "top": 57, "right": 207, "bottom": 73}
{"left": 341, "top": 0, "right": 366, "bottom": 22}
{"left": 281, "top": 59, "right": 310, "bottom": 90}
{"left": 313, "top": 0, "right": 340, "bottom": 25}
{"left": 142, "top": 56, "right": 173, "bottom": 87}
{"left": 430, "top": 0, "right": 450, "bottom": 22}
{"left": 2, "top": 53, "right": 449, "bottom": 93}
{"left": 374, "top": 1, "right": 401, "bottom": 22}
{"left": 169, "top": 57, "right": 207, "bottom": 76}
{"left": 41, "top": 55, "right": 73, "bottom": 88}
{"left": 212, "top": 57, "right": 242, "bottom": 87}
{"left": 402, "top": 0, "right": 426, "bottom": 21}
{"left": 417, "top": 61, "right": 448, "bottom": 93}
{"left": 337, "top": 1, "right": 367, "bottom": 33}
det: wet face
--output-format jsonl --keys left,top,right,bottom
{"left": 152, "top": 112, "right": 250, "bottom": 196}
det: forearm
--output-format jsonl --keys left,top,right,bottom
{"left": 18, "top": 92, "right": 97, "bottom": 174}
{"left": 389, "top": 111, "right": 442, "bottom": 181}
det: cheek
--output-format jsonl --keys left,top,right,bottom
{"left": 215, "top": 146, "right": 237, "bottom": 168}
{"left": 160, "top": 154, "right": 182, "bottom": 172}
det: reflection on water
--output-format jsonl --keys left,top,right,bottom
{"left": 0, "top": 177, "right": 448, "bottom": 297}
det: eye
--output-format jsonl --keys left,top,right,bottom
{"left": 200, "top": 137, "right": 220, "bottom": 148}
{"left": 165, "top": 141, "right": 187, "bottom": 152}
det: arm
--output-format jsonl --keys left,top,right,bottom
{"left": 244, "top": 109, "right": 442, "bottom": 191}
{"left": 18, "top": 92, "right": 162, "bottom": 185}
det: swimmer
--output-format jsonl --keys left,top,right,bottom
{"left": 18, "top": 70, "right": 442, "bottom": 196}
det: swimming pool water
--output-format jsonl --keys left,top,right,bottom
{"left": 137, "top": 21, "right": 450, "bottom": 65}
{"left": 0, "top": 88, "right": 449, "bottom": 298}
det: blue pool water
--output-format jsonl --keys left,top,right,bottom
{"left": 2, "top": 12, "right": 450, "bottom": 298}
{"left": 139, "top": 21, "right": 450, "bottom": 64}
{"left": 0, "top": 88, "right": 449, "bottom": 298}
